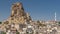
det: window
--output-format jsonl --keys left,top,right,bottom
{"left": 14, "top": 9, "right": 17, "bottom": 14}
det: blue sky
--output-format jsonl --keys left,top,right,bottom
{"left": 0, "top": 0, "right": 60, "bottom": 21}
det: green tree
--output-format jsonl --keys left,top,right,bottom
{"left": 58, "top": 22, "right": 60, "bottom": 26}
{"left": 0, "top": 22, "right": 2, "bottom": 24}
{"left": 58, "top": 22, "right": 60, "bottom": 24}
{"left": 1, "top": 31, "right": 6, "bottom": 34}
{"left": 16, "top": 31, "right": 19, "bottom": 34}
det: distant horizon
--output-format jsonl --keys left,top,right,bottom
{"left": 0, "top": 0, "right": 60, "bottom": 21}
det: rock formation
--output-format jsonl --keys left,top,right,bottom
{"left": 3, "top": 2, "right": 32, "bottom": 24}
{"left": 0, "top": 2, "right": 57, "bottom": 34}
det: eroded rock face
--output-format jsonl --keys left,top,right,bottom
{"left": 5, "top": 2, "right": 32, "bottom": 24}
{"left": 11, "top": 2, "right": 25, "bottom": 17}
{"left": 1, "top": 2, "right": 32, "bottom": 33}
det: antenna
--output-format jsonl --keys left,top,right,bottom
{"left": 55, "top": 12, "right": 56, "bottom": 21}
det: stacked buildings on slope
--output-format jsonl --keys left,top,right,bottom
{"left": 0, "top": 2, "right": 60, "bottom": 34}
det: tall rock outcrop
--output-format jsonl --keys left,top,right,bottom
{"left": 3, "top": 2, "right": 32, "bottom": 24}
